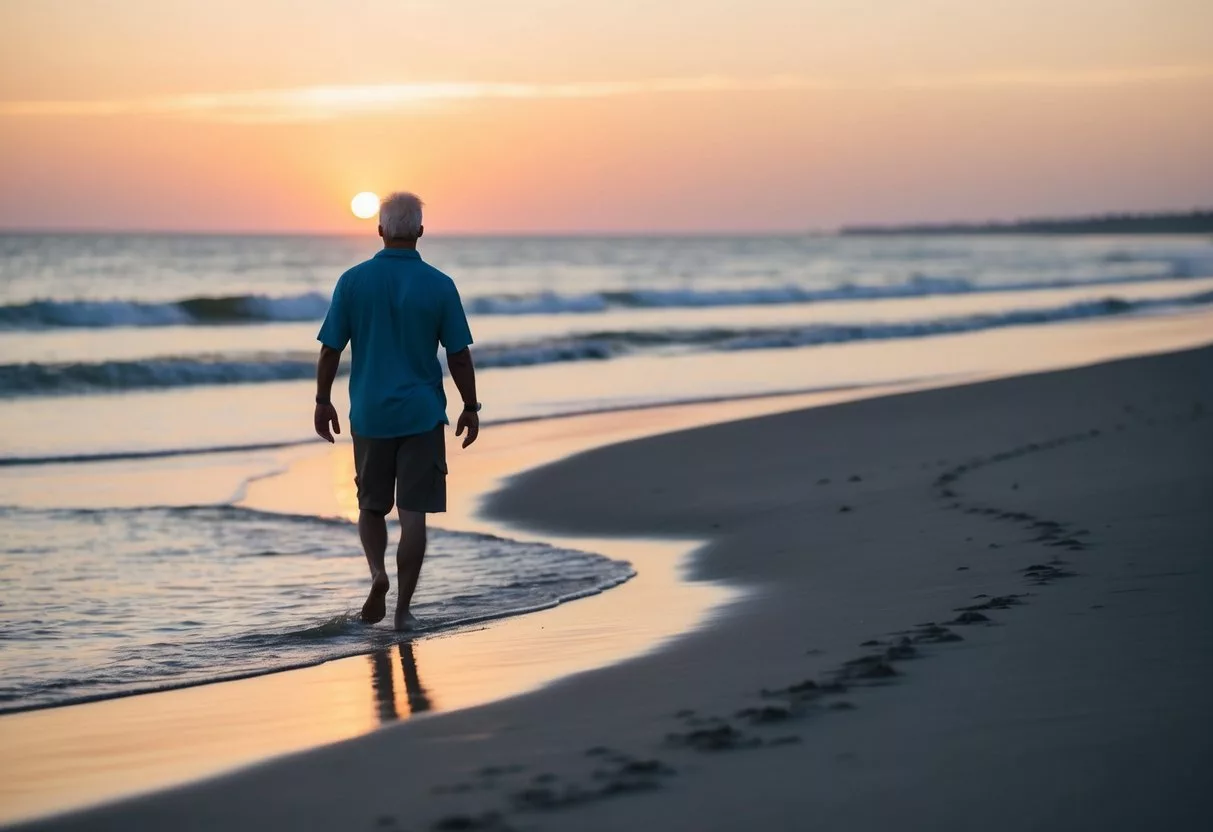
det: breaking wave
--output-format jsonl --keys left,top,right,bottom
{"left": 2, "top": 265, "right": 1208, "bottom": 330}
{"left": 4, "top": 290, "right": 1210, "bottom": 398}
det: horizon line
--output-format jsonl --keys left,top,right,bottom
{"left": 0, "top": 226, "right": 838, "bottom": 238}
{"left": 2, "top": 207, "right": 1211, "bottom": 239}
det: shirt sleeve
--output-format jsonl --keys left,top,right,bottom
{"left": 316, "top": 276, "right": 351, "bottom": 351}
{"left": 439, "top": 281, "right": 474, "bottom": 353}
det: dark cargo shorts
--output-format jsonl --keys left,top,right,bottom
{"left": 352, "top": 424, "right": 447, "bottom": 514}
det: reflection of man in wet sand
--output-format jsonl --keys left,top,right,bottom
{"left": 313, "top": 192, "right": 481, "bottom": 631}
{"left": 370, "top": 644, "right": 431, "bottom": 723}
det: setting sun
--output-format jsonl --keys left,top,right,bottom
{"left": 350, "top": 192, "right": 379, "bottom": 220}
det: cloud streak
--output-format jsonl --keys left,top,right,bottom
{"left": 2, "top": 66, "right": 1210, "bottom": 123}
{"left": 0, "top": 77, "right": 825, "bottom": 123}
{"left": 894, "top": 64, "right": 1213, "bottom": 89}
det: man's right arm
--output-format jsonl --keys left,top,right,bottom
{"left": 314, "top": 275, "right": 350, "bottom": 443}
{"left": 313, "top": 345, "right": 343, "bottom": 443}
{"left": 447, "top": 348, "right": 479, "bottom": 448}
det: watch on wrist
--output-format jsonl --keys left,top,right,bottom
{"left": 315, "top": 395, "right": 331, "bottom": 405}
{"left": 464, "top": 402, "right": 482, "bottom": 413}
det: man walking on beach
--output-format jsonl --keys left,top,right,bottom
{"left": 313, "top": 192, "right": 480, "bottom": 631}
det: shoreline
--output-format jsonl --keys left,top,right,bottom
{"left": 3, "top": 314, "right": 1212, "bottom": 827}
{"left": 3, "top": 381, "right": 908, "bottom": 825}
{"left": 0, "top": 380, "right": 900, "bottom": 469}
{"left": 13, "top": 341, "right": 1209, "bottom": 832}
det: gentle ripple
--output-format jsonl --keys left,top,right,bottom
{"left": 0, "top": 505, "right": 633, "bottom": 712}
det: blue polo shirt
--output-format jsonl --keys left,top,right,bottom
{"left": 317, "top": 248, "right": 473, "bottom": 438}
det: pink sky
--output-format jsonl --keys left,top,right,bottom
{"left": 1, "top": 0, "right": 1211, "bottom": 233}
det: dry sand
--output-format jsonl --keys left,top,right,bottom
{"left": 18, "top": 346, "right": 1213, "bottom": 831}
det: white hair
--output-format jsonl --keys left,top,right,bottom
{"left": 379, "top": 192, "right": 424, "bottom": 239}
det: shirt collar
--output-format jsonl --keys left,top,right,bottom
{"left": 374, "top": 248, "right": 421, "bottom": 259}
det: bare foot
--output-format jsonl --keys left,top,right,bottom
{"left": 361, "top": 573, "right": 390, "bottom": 624}
{"left": 393, "top": 609, "right": 421, "bottom": 632}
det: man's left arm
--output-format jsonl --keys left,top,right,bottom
{"left": 447, "top": 347, "right": 478, "bottom": 448}
{"left": 439, "top": 281, "right": 478, "bottom": 448}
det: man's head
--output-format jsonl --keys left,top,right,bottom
{"left": 378, "top": 192, "right": 424, "bottom": 246}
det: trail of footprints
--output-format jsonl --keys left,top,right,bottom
{"left": 396, "top": 399, "right": 1205, "bottom": 831}
{"left": 656, "top": 427, "right": 1114, "bottom": 773}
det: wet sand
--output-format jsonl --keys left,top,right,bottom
{"left": 14, "top": 337, "right": 1213, "bottom": 831}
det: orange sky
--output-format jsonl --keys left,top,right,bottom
{"left": 1, "top": 0, "right": 1211, "bottom": 233}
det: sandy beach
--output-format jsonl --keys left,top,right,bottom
{"left": 11, "top": 339, "right": 1210, "bottom": 831}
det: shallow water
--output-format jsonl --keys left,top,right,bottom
{"left": 0, "top": 504, "right": 631, "bottom": 712}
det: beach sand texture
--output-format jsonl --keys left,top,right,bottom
{"left": 18, "top": 345, "right": 1212, "bottom": 831}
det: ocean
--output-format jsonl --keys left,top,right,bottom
{"left": 2, "top": 231, "right": 1212, "bottom": 712}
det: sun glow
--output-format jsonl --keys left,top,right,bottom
{"left": 350, "top": 192, "right": 379, "bottom": 220}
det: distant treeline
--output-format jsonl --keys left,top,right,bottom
{"left": 841, "top": 210, "right": 1213, "bottom": 236}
